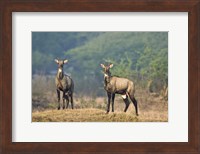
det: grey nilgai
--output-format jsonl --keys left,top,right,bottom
{"left": 101, "top": 63, "right": 139, "bottom": 116}
{"left": 55, "top": 59, "right": 74, "bottom": 110}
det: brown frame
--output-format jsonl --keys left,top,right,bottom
{"left": 0, "top": 0, "right": 200, "bottom": 153}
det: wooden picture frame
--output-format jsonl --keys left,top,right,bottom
{"left": 0, "top": 0, "right": 199, "bottom": 153}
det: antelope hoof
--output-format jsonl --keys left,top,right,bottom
{"left": 136, "top": 113, "right": 139, "bottom": 116}
{"left": 106, "top": 111, "right": 109, "bottom": 114}
{"left": 57, "top": 107, "right": 60, "bottom": 110}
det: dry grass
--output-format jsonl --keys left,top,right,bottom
{"left": 32, "top": 76, "right": 168, "bottom": 122}
{"left": 32, "top": 108, "right": 138, "bottom": 122}
{"left": 32, "top": 93, "right": 168, "bottom": 122}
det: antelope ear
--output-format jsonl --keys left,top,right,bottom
{"left": 100, "top": 64, "right": 105, "bottom": 68}
{"left": 63, "top": 59, "right": 68, "bottom": 64}
{"left": 109, "top": 63, "right": 113, "bottom": 68}
{"left": 54, "top": 59, "right": 59, "bottom": 64}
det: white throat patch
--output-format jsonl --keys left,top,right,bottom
{"left": 58, "top": 68, "right": 62, "bottom": 73}
{"left": 104, "top": 74, "right": 108, "bottom": 77}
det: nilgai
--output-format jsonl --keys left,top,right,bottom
{"left": 101, "top": 63, "right": 139, "bottom": 116}
{"left": 55, "top": 59, "right": 74, "bottom": 110}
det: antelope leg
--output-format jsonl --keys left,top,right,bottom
{"left": 129, "top": 94, "right": 139, "bottom": 116}
{"left": 122, "top": 95, "right": 130, "bottom": 112}
{"left": 132, "top": 97, "right": 139, "bottom": 116}
{"left": 106, "top": 92, "right": 111, "bottom": 113}
{"left": 111, "top": 94, "right": 115, "bottom": 112}
{"left": 66, "top": 95, "right": 69, "bottom": 109}
{"left": 57, "top": 89, "right": 61, "bottom": 110}
{"left": 70, "top": 94, "right": 74, "bottom": 109}
{"left": 62, "top": 92, "right": 66, "bottom": 109}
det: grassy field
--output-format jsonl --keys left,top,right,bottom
{"left": 32, "top": 76, "right": 168, "bottom": 122}
{"left": 32, "top": 106, "right": 167, "bottom": 122}
{"left": 32, "top": 89, "right": 168, "bottom": 122}
{"left": 32, "top": 108, "right": 139, "bottom": 122}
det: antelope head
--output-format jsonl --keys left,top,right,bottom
{"left": 55, "top": 59, "right": 68, "bottom": 79}
{"left": 100, "top": 63, "right": 113, "bottom": 78}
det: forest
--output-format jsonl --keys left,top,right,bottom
{"left": 32, "top": 32, "right": 168, "bottom": 96}
{"left": 32, "top": 32, "right": 168, "bottom": 122}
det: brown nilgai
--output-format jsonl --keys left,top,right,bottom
{"left": 100, "top": 63, "right": 139, "bottom": 116}
{"left": 55, "top": 59, "right": 74, "bottom": 110}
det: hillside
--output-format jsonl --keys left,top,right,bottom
{"left": 32, "top": 32, "right": 102, "bottom": 74}
{"left": 32, "top": 32, "right": 168, "bottom": 106}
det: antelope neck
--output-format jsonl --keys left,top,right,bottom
{"left": 104, "top": 73, "right": 111, "bottom": 83}
{"left": 57, "top": 67, "right": 64, "bottom": 80}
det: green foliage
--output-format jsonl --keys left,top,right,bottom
{"left": 32, "top": 32, "right": 168, "bottom": 96}
{"left": 150, "top": 48, "right": 168, "bottom": 83}
{"left": 32, "top": 32, "right": 101, "bottom": 73}
{"left": 104, "top": 53, "right": 136, "bottom": 79}
{"left": 32, "top": 51, "right": 54, "bottom": 73}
